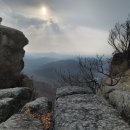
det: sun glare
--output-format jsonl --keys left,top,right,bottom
{"left": 42, "top": 7, "right": 47, "bottom": 15}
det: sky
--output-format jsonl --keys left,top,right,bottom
{"left": 0, "top": 0, "right": 130, "bottom": 55}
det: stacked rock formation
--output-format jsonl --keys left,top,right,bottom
{"left": 0, "top": 25, "right": 28, "bottom": 88}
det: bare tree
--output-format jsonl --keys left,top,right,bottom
{"left": 108, "top": 19, "right": 130, "bottom": 53}
{"left": 108, "top": 18, "right": 130, "bottom": 67}
{"left": 95, "top": 56, "right": 123, "bottom": 86}
{"left": 57, "top": 56, "right": 123, "bottom": 93}
{"left": 57, "top": 57, "right": 102, "bottom": 94}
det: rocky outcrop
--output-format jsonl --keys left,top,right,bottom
{"left": 0, "top": 114, "right": 43, "bottom": 130}
{"left": 0, "top": 88, "right": 53, "bottom": 129}
{"left": 0, "top": 25, "right": 28, "bottom": 88}
{"left": 54, "top": 86, "right": 130, "bottom": 130}
{"left": 0, "top": 87, "right": 32, "bottom": 123}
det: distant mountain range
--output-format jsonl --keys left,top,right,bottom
{"left": 23, "top": 53, "right": 80, "bottom": 98}
{"left": 23, "top": 52, "right": 110, "bottom": 99}
{"left": 23, "top": 53, "right": 80, "bottom": 83}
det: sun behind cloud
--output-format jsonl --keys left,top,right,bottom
{"left": 42, "top": 7, "right": 47, "bottom": 15}
{"left": 41, "top": 6, "right": 49, "bottom": 20}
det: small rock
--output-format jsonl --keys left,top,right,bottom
{"left": 21, "top": 97, "right": 52, "bottom": 114}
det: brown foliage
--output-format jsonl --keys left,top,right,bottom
{"left": 24, "top": 108, "right": 52, "bottom": 130}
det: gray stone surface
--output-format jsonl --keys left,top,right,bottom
{"left": 0, "top": 98, "right": 17, "bottom": 123}
{"left": 101, "top": 85, "right": 120, "bottom": 98}
{"left": 21, "top": 97, "right": 52, "bottom": 114}
{"left": 56, "top": 86, "right": 93, "bottom": 99}
{"left": 0, "top": 25, "right": 28, "bottom": 88}
{"left": 0, "top": 114, "right": 43, "bottom": 130}
{"left": 109, "top": 90, "right": 130, "bottom": 119}
{"left": 0, "top": 87, "right": 32, "bottom": 101}
{"left": 55, "top": 92, "right": 130, "bottom": 130}
{"left": 0, "top": 87, "right": 32, "bottom": 123}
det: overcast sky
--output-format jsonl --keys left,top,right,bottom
{"left": 0, "top": 0, "right": 130, "bottom": 55}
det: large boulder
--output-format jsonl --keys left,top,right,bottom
{"left": 0, "top": 114, "right": 43, "bottom": 130}
{"left": 109, "top": 90, "right": 130, "bottom": 120}
{"left": 54, "top": 86, "right": 130, "bottom": 130}
{"left": 0, "top": 25, "right": 28, "bottom": 88}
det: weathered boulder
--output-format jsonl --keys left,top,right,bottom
{"left": 0, "top": 114, "right": 43, "bottom": 130}
{"left": 109, "top": 90, "right": 130, "bottom": 120}
{"left": 0, "top": 87, "right": 32, "bottom": 123}
{"left": 56, "top": 86, "right": 93, "bottom": 99}
{"left": 54, "top": 87, "right": 130, "bottom": 130}
{"left": 0, "top": 25, "right": 28, "bottom": 89}
{"left": 0, "top": 98, "right": 17, "bottom": 123}
{"left": 0, "top": 87, "right": 32, "bottom": 101}
{"left": 21, "top": 97, "right": 52, "bottom": 114}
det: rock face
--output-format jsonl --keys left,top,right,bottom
{"left": 0, "top": 87, "right": 32, "bottom": 123}
{"left": 0, "top": 114, "right": 43, "bottom": 130}
{"left": 0, "top": 25, "right": 28, "bottom": 88}
{"left": 54, "top": 86, "right": 130, "bottom": 130}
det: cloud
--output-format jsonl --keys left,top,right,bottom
{"left": 24, "top": 23, "right": 112, "bottom": 55}
{"left": 8, "top": 12, "right": 47, "bottom": 29}
{"left": 2, "top": 0, "right": 130, "bottom": 30}
{"left": 0, "top": 0, "right": 129, "bottom": 54}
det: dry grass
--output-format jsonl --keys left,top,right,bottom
{"left": 24, "top": 108, "right": 52, "bottom": 130}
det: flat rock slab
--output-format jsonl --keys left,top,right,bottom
{"left": 0, "top": 98, "right": 16, "bottom": 123}
{"left": 0, "top": 114, "right": 43, "bottom": 130}
{"left": 56, "top": 86, "right": 93, "bottom": 99}
{"left": 54, "top": 94, "right": 130, "bottom": 130}
{"left": 21, "top": 97, "right": 52, "bottom": 114}
{"left": 0, "top": 87, "right": 32, "bottom": 100}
